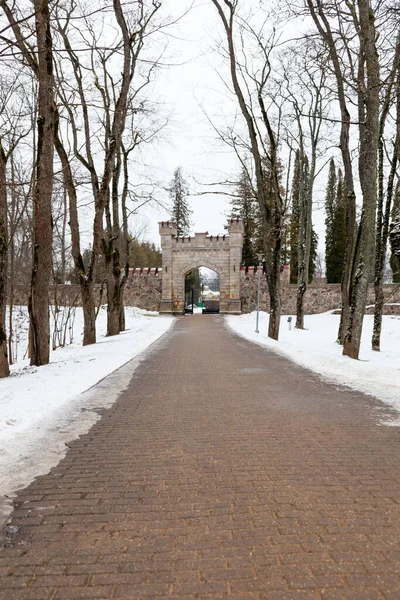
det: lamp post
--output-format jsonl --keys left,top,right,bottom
{"left": 255, "top": 253, "right": 263, "bottom": 333}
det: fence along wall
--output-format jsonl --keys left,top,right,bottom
{"left": 12, "top": 268, "right": 400, "bottom": 315}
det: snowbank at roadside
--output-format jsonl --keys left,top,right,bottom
{"left": 226, "top": 311, "right": 400, "bottom": 413}
{"left": 0, "top": 307, "right": 174, "bottom": 522}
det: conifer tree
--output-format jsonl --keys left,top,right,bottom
{"left": 289, "top": 151, "right": 318, "bottom": 284}
{"left": 168, "top": 167, "right": 192, "bottom": 236}
{"left": 231, "top": 167, "right": 259, "bottom": 267}
{"left": 325, "top": 158, "right": 336, "bottom": 283}
{"left": 290, "top": 151, "right": 301, "bottom": 284}
{"left": 330, "top": 169, "right": 347, "bottom": 283}
{"left": 390, "top": 185, "right": 400, "bottom": 283}
{"left": 309, "top": 229, "right": 319, "bottom": 283}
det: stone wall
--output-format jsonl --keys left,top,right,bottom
{"left": 10, "top": 270, "right": 400, "bottom": 315}
{"left": 124, "top": 271, "right": 162, "bottom": 311}
{"left": 11, "top": 270, "right": 162, "bottom": 312}
{"left": 240, "top": 271, "right": 400, "bottom": 315}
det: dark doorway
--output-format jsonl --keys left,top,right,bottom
{"left": 184, "top": 269, "right": 202, "bottom": 314}
{"left": 184, "top": 267, "right": 220, "bottom": 315}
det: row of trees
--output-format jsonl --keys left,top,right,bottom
{"left": 0, "top": 0, "right": 170, "bottom": 377}
{"left": 1, "top": 0, "right": 399, "bottom": 378}
{"left": 230, "top": 162, "right": 319, "bottom": 283}
{"left": 210, "top": 0, "right": 400, "bottom": 359}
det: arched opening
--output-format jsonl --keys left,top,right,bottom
{"left": 184, "top": 267, "right": 220, "bottom": 315}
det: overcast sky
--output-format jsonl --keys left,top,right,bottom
{"left": 136, "top": 0, "right": 329, "bottom": 252}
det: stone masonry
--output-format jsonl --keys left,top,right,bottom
{"left": 11, "top": 274, "right": 400, "bottom": 315}
{"left": 158, "top": 219, "right": 244, "bottom": 315}
{"left": 240, "top": 271, "right": 400, "bottom": 315}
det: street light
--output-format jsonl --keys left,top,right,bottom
{"left": 255, "top": 253, "right": 264, "bottom": 333}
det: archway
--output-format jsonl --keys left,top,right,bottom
{"left": 184, "top": 267, "right": 220, "bottom": 314}
{"left": 158, "top": 219, "right": 244, "bottom": 315}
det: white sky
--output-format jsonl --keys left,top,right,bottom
{"left": 135, "top": 0, "right": 329, "bottom": 251}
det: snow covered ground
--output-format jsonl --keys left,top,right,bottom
{"left": 0, "top": 307, "right": 174, "bottom": 523}
{"left": 227, "top": 311, "right": 400, "bottom": 416}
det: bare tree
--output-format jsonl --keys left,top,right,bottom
{"left": 53, "top": 0, "right": 163, "bottom": 340}
{"left": 211, "top": 0, "right": 284, "bottom": 340}
{"left": 372, "top": 34, "right": 400, "bottom": 351}
{"left": 0, "top": 137, "right": 9, "bottom": 377}
{"left": 0, "top": 74, "right": 31, "bottom": 376}
{"left": 1, "top": 0, "right": 56, "bottom": 366}
{"left": 281, "top": 42, "right": 327, "bottom": 328}
{"left": 306, "top": 0, "right": 380, "bottom": 360}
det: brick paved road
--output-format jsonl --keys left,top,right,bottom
{"left": 1, "top": 315, "right": 400, "bottom": 599}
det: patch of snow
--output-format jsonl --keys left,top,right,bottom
{"left": 226, "top": 311, "right": 400, "bottom": 416}
{"left": 0, "top": 306, "right": 174, "bottom": 524}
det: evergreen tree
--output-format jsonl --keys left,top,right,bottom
{"left": 289, "top": 150, "right": 319, "bottom": 285}
{"left": 329, "top": 169, "right": 347, "bottom": 283}
{"left": 280, "top": 214, "right": 291, "bottom": 268}
{"left": 324, "top": 158, "right": 336, "bottom": 282}
{"left": 185, "top": 268, "right": 203, "bottom": 306}
{"left": 261, "top": 152, "right": 286, "bottom": 267}
{"left": 289, "top": 151, "right": 301, "bottom": 284}
{"left": 230, "top": 167, "right": 259, "bottom": 267}
{"left": 390, "top": 185, "right": 400, "bottom": 283}
{"left": 129, "top": 238, "right": 162, "bottom": 268}
{"left": 308, "top": 228, "right": 319, "bottom": 283}
{"left": 168, "top": 167, "right": 192, "bottom": 236}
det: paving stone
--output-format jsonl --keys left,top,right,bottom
{"left": 1, "top": 315, "right": 400, "bottom": 598}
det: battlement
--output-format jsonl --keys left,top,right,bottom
{"left": 227, "top": 217, "right": 245, "bottom": 234}
{"left": 173, "top": 232, "right": 230, "bottom": 250}
{"left": 159, "top": 221, "right": 178, "bottom": 236}
{"left": 159, "top": 219, "right": 244, "bottom": 242}
{"left": 128, "top": 267, "right": 162, "bottom": 277}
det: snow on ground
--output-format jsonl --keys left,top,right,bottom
{"left": 227, "top": 311, "right": 400, "bottom": 416}
{"left": 0, "top": 307, "right": 174, "bottom": 523}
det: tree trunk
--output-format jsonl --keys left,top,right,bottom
{"left": 60, "top": 184, "right": 67, "bottom": 283}
{"left": 119, "top": 290, "right": 126, "bottom": 332}
{"left": 343, "top": 0, "right": 380, "bottom": 359}
{"left": 81, "top": 279, "right": 96, "bottom": 346}
{"left": 372, "top": 142, "right": 397, "bottom": 351}
{"left": 0, "top": 142, "right": 9, "bottom": 377}
{"left": 29, "top": 0, "right": 55, "bottom": 366}
{"left": 306, "top": 0, "right": 357, "bottom": 345}
{"left": 105, "top": 147, "right": 122, "bottom": 337}
{"left": 54, "top": 114, "right": 96, "bottom": 346}
{"left": 105, "top": 247, "right": 121, "bottom": 337}
{"left": 296, "top": 154, "right": 313, "bottom": 330}
{"left": 8, "top": 156, "right": 16, "bottom": 365}
{"left": 266, "top": 208, "right": 282, "bottom": 340}
{"left": 212, "top": 0, "right": 282, "bottom": 340}
{"left": 268, "top": 272, "right": 281, "bottom": 340}
{"left": 106, "top": 282, "right": 120, "bottom": 336}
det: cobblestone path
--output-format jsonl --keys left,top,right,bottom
{"left": 1, "top": 315, "right": 400, "bottom": 599}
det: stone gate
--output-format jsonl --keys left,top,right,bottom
{"left": 159, "top": 219, "right": 244, "bottom": 315}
